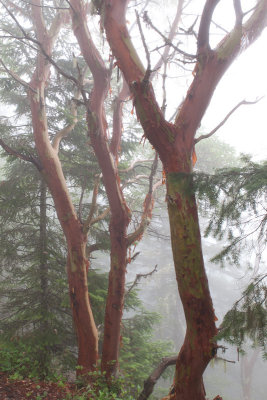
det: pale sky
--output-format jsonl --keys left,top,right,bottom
{"left": 203, "top": 29, "right": 267, "bottom": 161}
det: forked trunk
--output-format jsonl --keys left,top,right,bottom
{"left": 165, "top": 167, "right": 217, "bottom": 400}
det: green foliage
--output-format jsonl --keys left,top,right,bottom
{"left": 194, "top": 155, "right": 267, "bottom": 266}
{"left": 120, "top": 307, "right": 173, "bottom": 391}
{"left": 194, "top": 155, "right": 267, "bottom": 357}
{"left": 218, "top": 273, "right": 267, "bottom": 357}
{"left": 0, "top": 339, "right": 61, "bottom": 381}
{"left": 72, "top": 371, "right": 136, "bottom": 400}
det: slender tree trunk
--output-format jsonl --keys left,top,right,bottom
{"left": 28, "top": 1, "right": 99, "bottom": 375}
{"left": 38, "top": 178, "right": 49, "bottom": 378}
{"left": 67, "top": 236, "right": 98, "bottom": 374}
{"left": 165, "top": 160, "right": 217, "bottom": 400}
{"left": 101, "top": 214, "right": 129, "bottom": 376}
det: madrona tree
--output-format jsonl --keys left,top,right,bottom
{"left": 1, "top": 1, "right": 267, "bottom": 400}
{"left": 100, "top": 1, "right": 267, "bottom": 399}
{"left": 0, "top": 0, "right": 162, "bottom": 386}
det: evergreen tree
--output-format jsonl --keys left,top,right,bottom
{"left": 194, "top": 156, "right": 267, "bottom": 356}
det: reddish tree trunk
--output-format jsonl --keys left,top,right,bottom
{"left": 164, "top": 153, "right": 217, "bottom": 400}
{"left": 28, "top": 1, "right": 98, "bottom": 375}
{"left": 103, "top": 0, "right": 267, "bottom": 398}
{"left": 70, "top": 0, "right": 131, "bottom": 377}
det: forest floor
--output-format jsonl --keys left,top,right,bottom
{"left": 0, "top": 371, "right": 86, "bottom": 399}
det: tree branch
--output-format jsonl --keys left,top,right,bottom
{"left": 0, "top": 59, "right": 36, "bottom": 93}
{"left": 194, "top": 98, "right": 262, "bottom": 143}
{"left": 143, "top": 10, "right": 195, "bottom": 60}
{"left": 126, "top": 265, "right": 158, "bottom": 296}
{"left": 52, "top": 89, "right": 80, "bottom": 153}
{"left": 151, "top": 0, "right": 185, "bottom": 80}
{"left": 90, "top": 207, "right": 110, "bottom": 226}
{"left": 135, "top": 10, "right": 151, "bottom": 83}
{"left": 197, "top": 0, "right": 220, "bottom": 52}
{"left": 110, "top": 77, "right": 130, "bottom": 159}
{"left": 126, "top": 153, "right": 161, "bottom": 247}
{"left": 137, "top": 355, "right": 177, "bottom": 400}
{"left": 83, "top": 174, "right": 102, "bottom": 233}
{"left": 0, "top": 138, "right": 42, "bottom": 170}
{"left": 233, "top": 0, "right": 243, "bottom": 26}
{"left": 119, "top": 159, "right": 154, "bottom": 173}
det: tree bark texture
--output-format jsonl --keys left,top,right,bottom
{"left": 166, "top": 169, "right": 217, "bottom": 400}
{"left": 103, "top": 0, "right": 267, "bottom": 398}
{"left": 70, "top": 0, "right": 131, "bottom": 377}
{"left": 28, "top": 0, "right": 98, "bottom": 374}
{"left": 38, "top": 178, "right": 49, "bottom": 377}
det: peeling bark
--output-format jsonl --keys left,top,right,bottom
{"left": 103, "top": 0, "right": 267, "bottom": 398}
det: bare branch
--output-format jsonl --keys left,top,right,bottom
{"left": 137, "top": 355, "right": 177, "bottom": 400}
{"left": 151, "top": 0, "right": 184, "bottom": 80}
{"left": 78, "top": 185, "right": 85, "bottom": 221}
{"left": 4, "top": 0, "right": 27, "bottom": 16}
{"left": 0, "top": 59, "right": 36, "bottom": 93}
{"left": 86, "top": 241, "right": 110, "bottom": 256}
{"left": 119, "top": 159, "right": 154, "bottom": 173}
{"left": 83, "top": 174, "right": 102, "bottom": 233}
{"left": 1, "top": 1, "right": 76, "bottom": 85}
{"left": 90, "top": 207, "right": 110, "bottom": 226}
{"left": 195, "top": 98, "right": 263, "bottom": 143}
{"left": 126, "top": 265, "right": 158, "bottom": 296}
{"left": 52, "top": 89, "right": 80, "bottom": 153}
{"left": 127, "top": 153, "right": 161, "bottom": 247}
{"left": 233, "top": 0, "right": 243, "bottom": 26}
{"left": 215, "top": 356, "right": 236, "bottom": 364}
{"left": 135, "top": 10, "right": 151, "bottom": 82}
{"left": 0, "top": 0, "right": 30, "bottom": 38}
{"left": 122, "top": 174, "right": 149, "bottom": 189}
{"left": 143, "top": 10, "right": 196, "bottom": 60}
{"left": 197, "top": 0, "right": 220, "bottom": 52}
{"left": 0, "top": 138, "right": 42, "bottom": 170}
{"left": 110, "top": 77, "right": 130, "bottom": 159}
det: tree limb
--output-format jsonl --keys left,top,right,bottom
{"left": 90, "top": 207, "right": 110, "bottom": 226}
{"left": 110, "top": 77, "right": 130, "bottom": 159}
{"left": 137, "top": 355, "right": 177, "bottom": 400}
{"left": 151, "top": 0, "right": 185, "bottom": 80}
{"left": 83, "top": 174, "right": 102, "bottom": 233}
{"left": 52, "top": 88, "right": 80, "bottom": 153}
{"left": 119, "top": 159, "right": 154, "bottom": 173}
{"left": 197, "top": 0, "right": 220, "bottom": 52}
{"left": 143, "top": 10, "right": 195, "bottom": 60}
{"left": 0, "top": 59, "right": 36, "bottom": 93}
{"left": 0, "top": 138, "right": 42, "bottom": 170}
{"left": 194, "top": 98, "right": 263, "bottom": 143}
{"left": 233, "top": 0, "right": 243, "bottom": 26}
{"left": 135, "top": 10, "right": 151, "bottom": 83}
{"left": 125, "top": 265, "right": 157, "bottom": 296}
{"left": 126, "top": 152, "right": 161, "bottom": 247}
